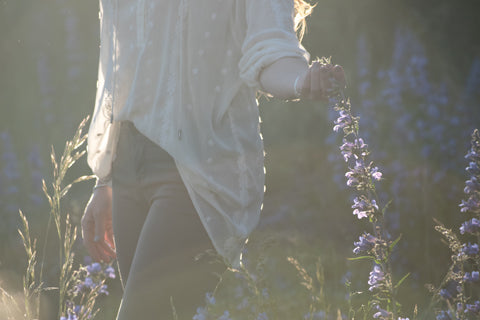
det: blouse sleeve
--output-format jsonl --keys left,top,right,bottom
{"left": 238, "top": 0, "right": 310, "bottom": 88}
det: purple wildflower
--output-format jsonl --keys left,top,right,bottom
{"left": 439, "top": 289, "right": 452, "bottom": 300}
{"left": 465, "top": 148, "right": 480, "bottom": 163}
{"left": 104, "top": 265, "right": 116, "bottom": 279}
{"left": 193, "top": 307, "right": 207, "bottom": 320}
{"left": 60, "top": 310, "right": 79, "bottom": 320}
{"left": 372, "top": 305, "right": 392, "bottom": 319}
{"left": 465, "top": 150, "right": 480, "bottom": 164}
{"left": 340, "top": 138, "right": 368, "bottom": 162}
{"left": 84, "top": 277, "right": 94, "bottom": 288}
{"left": 368, "top": 265, "right": 385, "bottom": 291}
{"left": 352, "top": 196, "right": 379, "bottom": 219}
{"left": 333, "top": 110, "right": 354, "bottom": 133}
{"left": 371, "top": 166, "right": 383, "bottom": 181}
{"left": 99, "top": 284, "right": 109, "bottom": 295}
{"left": 86, "top": 262, "right": 102, "bottom": 275}
{"left": 218, "top": 310, "right": 232, "bottom": 320}
{"left": 436, "top": 310, "right": 453, "bottom": 320}
{"left": 73, "top": 305, "right": 81, "bottom": 314}
{"left": 205, "top": 292, "right": 216, "bottom": 305}
{"left": 353, "top": 233, "right": 377, "bottom": 254}
{"left": 466, "top": 161, "right": 480, "bottom": 176}
{"left": 345, "top": 161, "right": 382, "bottom": 190}
{"left": 461, "top": 243, "right": 479, "bottom": 256}
{"left": 464, "top": 176, "right": 480, "bottom": 194}
{"left": 460, "top": 218, "right": 480, "bottom": 234}
{"left": 463, "top": 271, "right": 479, "bottom": 282}
{"left": 460, "top": 196, "right": 480, "bottom": 213}
{"left": 465, "top": 300, "right": 480, "bottom": 314}
{"left": 457, "top": 302, "right": 464, "bottom": 313}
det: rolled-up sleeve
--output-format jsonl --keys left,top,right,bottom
{"left": 238, "top": 0, "right": 310, "bottom": 88}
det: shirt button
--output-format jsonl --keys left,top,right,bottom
{"left": 178, "top": 129, "right": 182, "bottom": 140}
{"left": 192, "top": 68, "right": 199, "bottom": 75}
{"left": 211, "top": 13, "right": 217, "bottom": 20}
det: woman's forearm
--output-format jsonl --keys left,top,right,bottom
{"left": 259, "top": 57, "right": 346, "bottom": 101}
{"left": 259, "top": 57, "right": 309, "bottom": 100}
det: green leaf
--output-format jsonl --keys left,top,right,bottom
{"left": 389, "top": 234, "right": 402, "bottom": 252}
{"left": 347, "top": 255, "right": 375, "bottom": 261}
{"left": 382, "top": 200, "right": 393, "bottom": 215}
{"left": 394, "top": 272, "right": 411, "bottom": 289}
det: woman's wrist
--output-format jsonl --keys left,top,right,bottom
{"left": 93, "top": 175, "right": 112, "bottom": 191}
{"left": 258, "top": 57, "right": 309, "bottom": 100}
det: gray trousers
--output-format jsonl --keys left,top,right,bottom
{"left": 112, "top": 121, "right": 220, "bottom": 319}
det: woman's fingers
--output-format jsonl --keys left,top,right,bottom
{"left": 104, "top": 208, "right": 116, "bottom": 250}
{"left": 309, "top": 62, "right": 323, "bottom": 99}
{"left": 81, "top": 187, "right": 116, "bottom": 262}
{"left": 98, "top": 239, "right": 116, "bottom": 261}
{"left": 300, "top": 62, "right": 346, "bottom": 101}
{"left": 82, "top": 206, "right": 116, "bottom": 262}
{"left": 92, "top": 213, "right": 116, "bottom": 261}
{"left": 94, "top": 209, "right": 106, "bottom": 243}
{"left": 82, "top": 218, "right": 103, "bottom": 262}
{"left": 332, "top": 64, "right": 346, "bottom": 88}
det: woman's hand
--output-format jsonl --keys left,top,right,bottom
{"left": 81, "top": 186, "right": 116, "bottom": 262}
{"left": 298, "top": 62, "right": 346, "bottom": 101}
{"left": 258, "top": 57, "right": 346, "bottom": 101}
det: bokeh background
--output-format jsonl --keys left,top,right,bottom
{"left": 1, "top": 0, "right": 480, "bottom": 318}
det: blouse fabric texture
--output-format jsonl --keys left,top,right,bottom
{"left": 87, "top": 0, "right": 309, "bottom": 267}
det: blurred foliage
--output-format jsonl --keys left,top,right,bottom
{"left": 1, "top": 0, "right": 480, "bottom": 317}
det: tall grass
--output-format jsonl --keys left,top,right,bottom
{"left": 0, "top": 117, "right": 115, "bottom": 320}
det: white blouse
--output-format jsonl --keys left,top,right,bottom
{"left": 87, "top": 0, "right": 309, "bottom": 267}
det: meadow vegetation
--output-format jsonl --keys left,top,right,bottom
{"left": 1, "top": 0, "right": 479, "bottom": 319}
